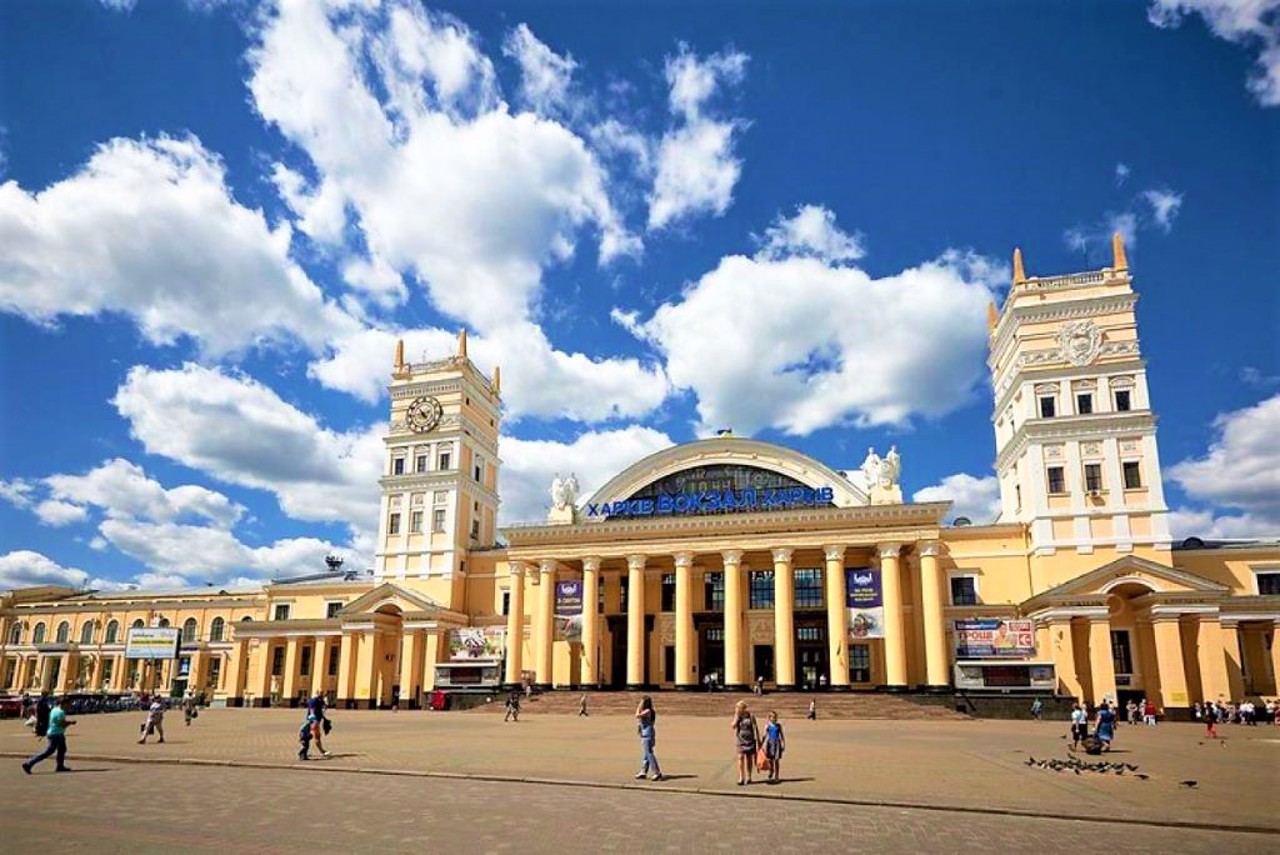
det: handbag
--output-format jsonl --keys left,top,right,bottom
{"left": 322, "top": 717, "right": 332, "bottom": 735}
{"left": 755, "top": 745, "right": 770, "bottom": 773}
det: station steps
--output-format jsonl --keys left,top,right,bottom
{"left": 465, "top": 690, "right": 967, "bottom": 720}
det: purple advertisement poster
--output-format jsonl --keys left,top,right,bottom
{"left": 846, "top": 568, "right": 884, "bottom": 639}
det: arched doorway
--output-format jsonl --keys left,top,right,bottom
{"left": 1103, "top": 581, "right": 1158, "bottom": 711}
{"left": 372, "top": 603, "right": 404, "bottom": 709}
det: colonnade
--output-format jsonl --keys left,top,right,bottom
{"left": 505, "top": 540, "right": 954, "bottom": 692}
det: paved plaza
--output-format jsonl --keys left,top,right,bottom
{"left": 2, "top": 705, "right": 1277, "bottom": 852}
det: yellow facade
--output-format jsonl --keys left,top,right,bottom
{"left": 2, "top": 249, "right": 1278, "bottom": 715}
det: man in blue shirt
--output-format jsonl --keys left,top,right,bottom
{"left": 22, "top": 695, "right": 75, "bottom": 774}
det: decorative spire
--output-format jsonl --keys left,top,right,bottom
{"left": 1012, "top": 247, "right": 1026, "bottom": 284}
{"left": 1111, "top": 231, "right": 1128, "bottom": 271}
{"left": 457, "top": 328, "right": 468, "bottom": 358}
{"left": 492, "top": 365, "right": 501, "bottom": 394}
{"left": 987, "top": 301, "right": 999, "bottom": 333}
{"left": 394, "top": 338, "right": 405, "bottom": 370}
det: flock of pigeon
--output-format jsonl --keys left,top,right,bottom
{"left": 1025, "top": 755, "right": 1149, "bottom": 779}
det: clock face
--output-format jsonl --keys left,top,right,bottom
{"left": 405, "top": 396, "right": 443, "bottom": 433}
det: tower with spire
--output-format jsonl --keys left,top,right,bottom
{"left": 375, "top": 331, "right": 503, "bottom": 598}
{"left": 988, "top": 236, "right": 1171, "bottom": 578}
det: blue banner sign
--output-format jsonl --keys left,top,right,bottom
{"left": 846, "top": 568, "right": 883, "bottom": 639}
{"left": 585, "top": 486, "right": 836, "bottom": 519}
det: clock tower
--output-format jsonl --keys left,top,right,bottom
{"left": 375, "top": 332, "right": 502, "bottom": 598}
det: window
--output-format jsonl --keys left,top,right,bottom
{"left": 9, "top": 623, "right": 22, "bottom": 645}
{"left": 415, "top": 453, "right": 428, "bottom": 473}
{"left": 1046, "top": 466, "right": 1066, "bottom": 494}
{"left": 207, "top": 657, "right": 222, "bottom": 689}
{"left": 661, "top": 574, "right": 676, "bottom": 612}
{"left": 1014, "top": 483, "right": 1022, "bottom": 511}
{"left": 328, "top": 645, "right": 341, "bottom": 677}
{"left": 1256, "top": 572, "right": 1280, "bottom": 596}
{"left": 470, "top": 519, "right": 480, "bottom": 541}
{"left": 850, "top": 643, "right": 872, "bottom": 683}
{"left": 388, "top": 512, "right": 401, "bottom": 535}
{"left": 1076, "top": 393, "right": 1093, "bottom": 415}
{"left": 182, "top": 618, "right": 198, "bottom": 642}
{"left": 501, "top": 591, "right": 510, "bottom": 616}
{"left": 1115, "top": 390, "right": 1132, "bottom": 412}
{"left": 105, "top": 620, "right": 119, "bottom": 644}
{"left": 619, "top": 576, "right": 628, "bottom": 612}
{"left": 392, "top": 456, "right": 405, "bottom": 475}
{"left": 950, "top": 576, "right": 978, "bottom": 606}
{"left": 300, "top": 645, "right": 313, "bottom": 677}
{"left": 271, "top": 646, "right": 285, "bottom": 677}
{"left": 797, "top": 626, "right": 823, "bottom": 642}
{"left": 410, "top": 510, "right": 423, "bottom": 533}
{"left": 433, "top": 490, "right": 447, "bottom": 505}
{"left": 79, "top": 622, "right": 94, "bottom": 645}
{"left": 100, "top": 658, "right": 114, "bottom": 687}
{"left": 663, "top": 646, "right": 675, "bottom": 682}
{"left": 474, "top": 464, "right": 482, "bottom": 482}
{"left": 1084, "top": 463, "right": 1103, "bottom": 493}
{"left": 794, "top": 569, "right": 823, "bottom": 609}
{"left": 132, "top": 619, "right": 145, "bottom": 629}
{"left": 1120, "top": 461, "right": 1142, "bottom": 489}
{"left": 432, "top": 509, "right": 446, "bottom": 533}
{"left": 749, "top": 571, "right": 774, "bottom": 609}
{"left": 274, "top": 604, "right": 291, "bottom": 621}
{"left": 209, "top": 617, "right": 225, "bottom": 641}
{"left": 704, "top": 572, "right": 724, "bottom": 612}
{"left": 1038, "top": 396, "right": 1056, "bottom": 418}
{"left": 598, "top": 582, "right": 606, "bottom": 613}
{"left": 1110, "top": 630, "right": 1133, "bottom": 675}
{"left": 158, "top": 618, "right": 170, "bottom": 628}
{"left": 326, "top": 602, "right": 343, "bottom": 619}
{"left": 438, "top": 451, "right": 452, "bottom": 470}
{"left": 56, "top": 621, "right": 70, "bottom": 643}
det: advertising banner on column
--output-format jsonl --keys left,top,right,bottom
{"left": 554, "top": 580, "right": 584, "bottom": 643}
{"left": 124, "top": 627, "right": 180, "bottom": 660}
{"left": 448, "top": 627, "right": 506, "bottom": 660}
{"left": 846, "top": 568, "right": 884, "bottom": 639}
{"left": 953, "top": 619, "right": 1035, "bottom": 658}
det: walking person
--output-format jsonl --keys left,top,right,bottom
{"left": 634, "top": 695, "right": 663, "bottom": 782}
{"left": 806, "top": 698, "right": 817, "bottom": 720}
{"left": 578, "top": 693, "right": 589, "bottom": 717}
{"left": 1068, "top": 702, "right": 1087, "bottom": 750}
{"left": 731, "top": 699, "right": 760, "bottom": 786}
{"left": 504, "top": 690, "right": 520, "bottom": 722}
{"left": 1030, "top": 697, "right": 1043, "bottom": 720}
{"left": 22, "top": 695, "right": 75, "bottom": 774}
{"left": 306, "top": 691, "right": 331, "bottom": 757}
{"left": 182, "top": 691, "right": 198, "bottom": 726}
{"left": 762, "top": 710, "right": 786, "bottom": 784}
{"left": 1204, "top": 700, "right": 1219, "bottom": 738}
{"left": 1094, "top": 701, "right": 1117, "bottom": 753}
{"left": 138, "top": 697, "right": 166, "bottom": 744}
{"left": 297, "top": 716, "right": 313, "bottom": 761}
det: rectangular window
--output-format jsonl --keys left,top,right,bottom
{"left": 1046, "top": 466, "right": 1066, "bottom": 494}
{"left": 1257, "top": 572, "right": 1280, "bottom": 596}
{"left": 300, "top": 645, "right": 312, "bottom": 677}
{"left": 1123, "top": 461, "right": 1142, "bottom": 489}
{"left": 796, "top": 626, "right": 823, "bottom": 642}
{"left": 501, "top": 591, "right": 511, "bottom": 616}
{"left": 206, "top": 657, "right": 221, "bottom": 689}
{"left": 1084, "top": 464, "right": 1103, "bottom": 492}
{"left": 793, "top": 569, "right": 824, "bottom": 609}
{"left": 328, "top": 646, "right": 341, "bottom": 677}
{"left": 950, "top": 576, "right": 978, "bottom": 606}
{"left": 326, "top": 602, "right": 343, "bottom": 619}
{"left": 100, "top": 658, "right": 114, "bottom": 687}
{"left": 619, "top": 576, "right": 628, "bottom": 612}
{"left": 432, "top": 509, "right": 446, "bottom": 533}
{"left": 273, "top": 604, "right": 290, "bottom": 622}
{"left": 661, "top": 574, "right": 676, "bottom": 612}
{"left": 410, "top": 510, "right": 423, "bottom": 533}
{"left": 438, "top": 451, "right": 452, "bottom": 470}
{"left": 598, "top": 582, "right": 606, "bottom": 613}
{"left": 1076, "top": 393, "right": 1093, "bottom": 415}
{"left": 271, "top": 646, "right": 285, "bottom": 677}
{"left": 415, "top": 454, "right": 428, "bottom": 473}
{"left": 850, "top": 643, "right": 872, "bottom": 683}
{"left": 433, "top": 490, "right": 447, "bottom": 505}
{"left": 392, "top": 456, "right": 405, "bottom": 475}
{"left": 752, "top": 644, "right": 773, "bottom": 682}
{"left": 474, "top": 464, "right": 482, "bottom": 482}
{"left": 704, "top": 572, "right": 725, "bottom": 612}
{"left": 470, "top": 519, "right": 480, "bottom": 541}
{"left": 1114, "top": 390, "right": 1132, "bottom": 412}
{"left": 749, "top": 571, "right": 774, "bottom": 609}
{"left": 389, "top": 513, "right": 402, "bottom": 535}
{"left": 663, "top": 646, "right": 675, "bottom": 682}
{"left": 1110, "top": 630, "right": 1133, "bottom": 675}
{"left": 1038, "top": 396, "right": 1056, "bottom": 418}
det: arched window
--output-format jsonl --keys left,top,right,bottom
{"left": 131, "top": 619, "right": 145, "bottom": 629}
{"left": 55, "top": 621, "right": 70, "bottom": 643}
{"left": 105, "top": 620, "right": 119, "bottom": 644}
{"left": 79, "top": 621, "right": 95, "bottom": 645}
{"left": 182, "top": 618, "right": 198, "bottom": 642}
{"left": 241, "top": 616, "right": 253, "bottom": 622}
{"left": 8, "top": 623, "right": 22, "bottom": 645}
{"left": 209, "top": 617, "right": 225, "bottom": 642}
{"left": 158, "top": 618, "right": 170, "bottom": 628}
{"left": 32, "top": 623, "right": 46, "bottom": 644}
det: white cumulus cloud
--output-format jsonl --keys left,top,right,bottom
{"left": 912, "top": 473, "right": 1002, "bottom": 525}
{"left": 503, "top": 23, "right": 577, "bottom": 115}
{"left": 1148, "top": 0, "right": 1280, "bottom": 106}
{"left": 755, "top": 205, "right": 865, "bottom": 263}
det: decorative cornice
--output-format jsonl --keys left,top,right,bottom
{"left": 995, "top": 413, "right": 1157, "bottom": 473}
{"left": 990, "top": 293, "right": 1137, "bottom": 368}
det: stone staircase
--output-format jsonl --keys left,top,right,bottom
{"left": 466, "top": 690, "right": 968, "bottom": 720}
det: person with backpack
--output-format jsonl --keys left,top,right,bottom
{"left": 138, "top": 698, "right": 166, "bottom": 744}
{"left": 731, "top": 700, "right": 760, "bottom": 786}
{"left": 306, "top": 691, "right": 331, "bottom": 756}
{"left": 761, "top": 710, "right": 786, "bottom": 784}
{"left": 634, "top": 696, "right": 663, "bottom": 781}
{"left": 1094, "top": 700, "right": 1117, "bottom": 753}
{"left": 21, "top": 695, "right": 75, "bottom": 774}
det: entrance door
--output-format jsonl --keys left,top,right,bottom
{"left": 700, "top": 627, "right": 724, "bottom": 687}
{"left": 795, "top": 624, "right": 827, "bottom": 688}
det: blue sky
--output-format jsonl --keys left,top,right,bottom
{"left": 1, "top": 0, "right": 1277, "bottom": 591}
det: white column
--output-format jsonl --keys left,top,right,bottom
{"left": 722, "top": 549, "right": 746, "bottom": 688}
{"left": 536, "top": 560, "right": 556, "bottom": 687}
{"left": 626, "top": 554, "right": 648, "bottom": 688}
{"left": 824, "top": 545, "right": 849, "bottom": 688}
{"left": 504, "top": 562, "right": 526, "bottom": 687}
{"left": 674, "top": 552, "right": 695, "bottom": 689}
{"left": 772, "top": 548, "right": 796, "bottom": 689}
{"left": 580, "top": 557, "right": 600, "bottom": 688}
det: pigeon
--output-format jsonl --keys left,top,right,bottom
{"left": 1135, "top": 774, "right": 1149, "bottom": 780}
{"left": 1180, "top": 780, "right": 1198, "bottom": 788}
